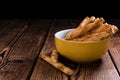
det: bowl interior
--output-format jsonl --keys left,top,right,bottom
{"left": 55, "top": 29, "right": 73, "bottom": 40}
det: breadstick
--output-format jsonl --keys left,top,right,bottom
{"left": 51, "top": 50, "right": 59, "bottom": 62}
{"left": 111, "top": 25, "right": 119, "bottom": 34}
{"left": 64, "top": 17, "right": 105, "bottom": 40}
{"left": 91, "top": 23, "right": 110, "bottom": 33}
{"left": 91, "top": 23, "right": 118, "bottom": 34}
{"left": 40, "top": 54, "right": 73, "bottom": 76}
{"left": 64, "top": 16, "right": 119, "bottom": 42}
{"left": 64, "top": 16, "right": 96, "bottom": 40}
{"left": 73, "top": 31, "right": 111, "bottom": 42}
{"left": 81, "top": 17, "right": 104, "bottom": 34}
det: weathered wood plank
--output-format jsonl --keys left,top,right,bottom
{"left": 0, "top": 19, "right": 27, "bottom": 49}
{"left": 30, "top": 19, "right": 73, "bottom": 80}
{"left": 71, "top": 53, "right": 120, "bottom": 80}
{"left": 0, "top": 19, "right": 52, "bottom": 80}
{"left": 31, "top": 19, "right": 120, "bottom": 80}
{"left": 109, "top": 31, "right": 120, "bottom": 74}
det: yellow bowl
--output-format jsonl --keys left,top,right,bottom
{"left": 55, "top": 29, "right": 110, "bottom": 63}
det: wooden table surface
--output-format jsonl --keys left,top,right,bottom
{"left": 0, "top": 19, "right": 120, "bottom": 80}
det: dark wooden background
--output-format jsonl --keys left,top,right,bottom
{"left": 0, "top": 16, "right": 120, "bottom": 80}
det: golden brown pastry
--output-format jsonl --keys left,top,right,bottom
{"left": 64, "top": 17, "right": 105, "bottom": 40}
{"left": 64, "top": 16, "right": 119, "bottom": 42}
{"left": 73, "top": 28, "right": 112, "bottom": 41}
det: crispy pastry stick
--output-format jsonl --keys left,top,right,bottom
{"left": 51, "top": 50, "right": 59, "bottom": 62}
{"left": 73, "top": 27, "right": 112, "bottom": 41}
{"left": 81, "top": 23, "right": 110, "bottom": 37}
{"left": 81, "top": 18, "right": 104, "bottom": 34}
{"left": 77, "top": 16, "right": 95, "bottom": 29}
{"left": 64, "top": 16, "right": 95, "bottom": 40}
{"left": 92, "top": 23, "right": 119, "bottom": 34}
{"left": 40, "top": 54, "right": 73, "bottom": 76}
{"left": 64, "top": 17, "right": 105, "bottom": 40}
{"left": 91, "top": 23, "right": 110, "bottom": 33}
{"left": 111, "top": 24, "right": 119, "bottom": 34}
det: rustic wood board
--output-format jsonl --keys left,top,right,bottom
{"left": 0, "top": 19, "right": 52, "bottom": 80}
{"left": 0, "top": 19, "right": 119, "bottom": 80}
{"left": 30, "top": 19, "right": 120, "bottom": 80}
{"left": 30, "top": 19, "right": 73, "bottom": 80}
{"left": 0, "top": 19, "right": 27, "bottom": 49}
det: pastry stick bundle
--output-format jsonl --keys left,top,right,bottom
{"left": 64, "top": 16, "right": 119, "bottom": 41}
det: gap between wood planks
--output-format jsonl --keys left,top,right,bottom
{"left": 108, "top": 50, "right": 120, "bottom": 76}
{"left": 27, "top": 19, "right": 55, "bottom": 80}
{"left": 107, "top": 31, "right": 120, "bottom": 76}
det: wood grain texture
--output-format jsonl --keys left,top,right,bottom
{"left": 0, "top": 19, "right": 52, "bottom": 80}
{"left": 30, "top": 19, "right": 73, "bottom": 80}
{"left": 72, "top": 53, "right": 120, "bottom": 80}
{"left": 0, "top": 19, "right": 119, "bottom": 80}
{"left": 30, "top": 19, "right": 120, "bottom": 80}
{"left": 0, "top": 19, "right": 27, "bottom": 49}
{"left": 109, "top": 31, "right": 120, "bottom": 74}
